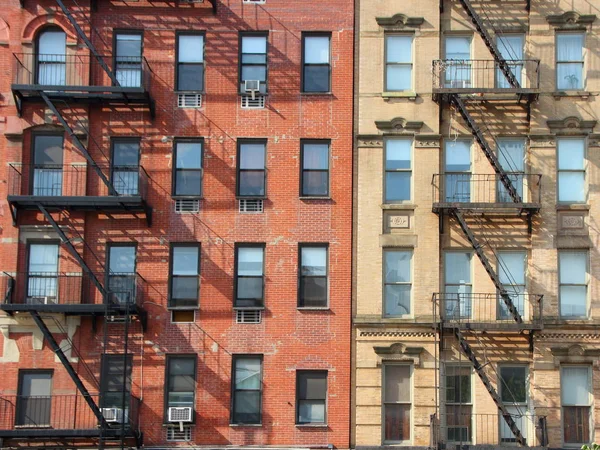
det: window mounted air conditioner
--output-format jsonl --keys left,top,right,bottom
{"left": 102, "top": 408, "right": 124, "bottom": 423}
{"left": 27, "top": 296, "right": 55, "bottom": 305}
{"left": 450, "top": 80, "right": 471, "bottom": 89}
{"left": 244, "top": 80, "right": 261, "bottom": 99}
{"left": 168, "top": 406, "right": 193, "bottom": 423}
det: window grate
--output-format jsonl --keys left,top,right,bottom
{"left": 238, "top": 199, "right": 263, "bottom": 213}
{"left": 178, "top": 93, "right": 202, "bottom": 108}
{"left": 166, "top": 426, "right": 192, "bottom": 441}
{"left": 175, "top": 199, "right": 200, "bottom": 214}
{"left": 240, "top": 94, "right": 265, "bottom": 109}
{"left": 236, "top": 309, "right": 262, "bottom": 324}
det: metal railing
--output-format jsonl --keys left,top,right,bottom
{"left": 432, "top": 59, "right": 540, "bottom": 92}
{"left": 1, "top": 272, "right": 145, "bottom": 308}
{"left": 432, "top": 412, "right": 547, "bottom": 447}
{"left": 7, "top": 163, "right": 149, "bottom": 199}
{"left": 432, "top": 173, "right": 542, "bottom": 205}
{"left": 0, "top": 394, "right": 140, "bottom": 432}
{"left": 13, "top": 53, "right": 152, "bottom": 91}
{"left": 433, "top": 293, "right": 543, "bottom": 327}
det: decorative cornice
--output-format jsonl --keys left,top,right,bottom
{"left": 547, "top": 116, "right": 597, "bottom": 135}
{"left": 374, "top": 343, "right": 424, "bottom": 356}
{"left": 550, "top": 345, "right": 600, "bottom": 358}
{"left": 546, "top": 11, "right": 596, "bottom": 28}
{"left": 360, "top": 331, "right": 435, "bottom": 337}
{"left": 357, "top": 135, "right": 383, "bottom": 148}
{"left": 536, "top": 333, "right": 600, "bottom": 340}
{"left": 375, "top": 117, "right": 424, "bottom": 133}
{"left": 415, "top": 134, "right": 441, "bottom": 148}
{"left": 376, "top": 14, "right": 425, "bottom": 28}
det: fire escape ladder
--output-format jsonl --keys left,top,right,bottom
{"left": 454, "top": 328, "right": 526, "bottom": 446}
{"left": 450, "top": 95, "right": 522, "bottom": 203}
{"left": 457, "top": 0, "right": 520, "bottom": 89}
{"left": 29, "top": 310, "right": 109, "bottom": 428}
{"left": 40, "top": 92, "right": 118, "bottom": 196}
{"left": 451, "top": 209, "right": 523, "bottom": 324}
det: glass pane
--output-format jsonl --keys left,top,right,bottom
{"left": 179, "top": 35, "right": 204, "bottom": 62}
{"left": 386, "top": 36, "right": 412, "bottom": 63}
{"left": 386, "top": 140, "right": 411, "bottom": 170}
{"left": 300, "top": 277, "right": 327, "bottom": 307}
{"left": 176, "top": 171, "right": 202, "bottom": 196}
{"left": 386, "top": 65, "right": 412, "bottom": 91}
{"left": 116, "top": 34, "right": 142, "bottom": 58}
{"left": 38, "top": 62, "right": 66, "bottom": 85}
{"left": 113, "top": 170, "right": 138, "bottom": 195}
{"left": 34, "top": 136, "right": 64, "bottom": 165}
{"left": 497, "top": 173, "right": 524, "bottom": 203}
{"left": 446, "top": 405, "right": 472, "bottom": 442}
{"left": 242, "top": 54, "right": 267, "bottom": 64}
{"left": 445, "top": 253, "right": 471, "bottom": 284}
{"left": 237, "top": 278, "right": 263, "bottom": 302}
{"left": 178, "top": 64, "right": 204, "bottom": 91}
{"left": 239, "top": 171, "right": 265, "bottom": 196}
{"left": 385, "top": 172, "right": 411, "bottom": 202}
{"left": 501, "top": 405, "right": 528, "bottom": 442}
{"left": 445, "top": 367, "right": 471, "bottom": 403}
{"left": 384, "top": 365, "right": 410, "bottom": 403}
{"left": 305, "top": 36, "right": 329, "bottom": 63}
{"left": 115, "top": 66, "right": 142, "bottom": 87}
{"left": 445, "top": 173, "right": 471, "bottom": 202}
{"left": 34, "top": 169, "right": 62, "bottom": 196}
{"left": 303, "top": 171, "right": 328, "bottom": 196}
{"left": 168, "top": 358, "right": 195, "bottom": 391}
{"left": 298, "top": 372, "right": 327, "bottom": 399}
{"left": 242, "top": 36, "right": 267, "bottom": 54}
{"left": 238, "top": 248, "right": 263, "bottom": 276}
{"left": 385, "top": 251, "right": 411, "bottom": 283}
{"left": 562, "top": 367, "right": 590, "bottom": 405}
{"left": 557, "top": 34, "right": 584, "bottom": 61}
{"left": 242, "top": 66, "right": 266, "bottom": 82}
{"left": 384, "top": 404, "right": 411, "bottom": 441}
{"left": 498, "top": 139, "right": 525, "bottom": 172}
{"left": 498, "top": 252, "right": 525, "bottom": 285}
{"left": 498, "top": 286, "right": 525, "bottom": 319}
{"left": 240, "top": 144, "right": 265, "bottom": 169}
{"left": 21, "top": 373, "right": 52, "bottom": 396}
{"left": 558, "top": 172, "right": 585, "bottom": 202}
{"left": 445, "top": 36, "right": 471, "bottom": 59}
{"left": 173, "top": 246, "right": 199, "bottom": 275}
{"left": 39, "top": 31, "right": 66, "bottom": 58}
{"left": 304, "top": 66, "right": 330, "bottom": 92}
{"left": 168, "top": 392, "right": 194, "bottom": 407}
{"left": 303, "top": 144, "right": 329, "bottom": 170}
{"left": 172, "top": 277, "right": 198, "bottom": 300}
{"left": 560, "top": 286, "right": 587, "bottom": 317}
{"left": 298, "top": 400, "right": 325, "bottom": 423}
{"left": 235, "top": 358, "right": 261, "bottom": 389}
{"left": 559, "top": 252, "right": 587, "bottom": 284}
{"left": 29, "top": 244, "right": 59, "bottom": 273}
{"left": 384, "top": 285, "right": 411, "bottom": 317}
{"left": 558, "top": 139, "right": 585, "bottom": 170}
{"left": 499, "top": 367, "right": 527, "bottom": 403}
{"left": 176, "top": 143, "right": 202, "bottom": 169}
{"left": 497, "top": 35, "right": 524, "bottom": 60}
{"left": 444, "top": 286, "right": 472, "bottom": 319}
{"left": 113, "top": 141, "right": 139, "bottom": 166}
{"left": 557, "top": 63, "right": 584, "bottom": 89}
{"left": 563, "top": 406, "right": 590, "bottom": 443}
{"left": 233, "top": 391, "right": 260, "bottom": 423}
{"left": 445, "top": 141, "right": 471, "bottom": 171}
{"left": 301, "top": 247, "right": 327, "bottom": 276}
{"left": 109, "top": 246, "right": 135, "bottom": 273}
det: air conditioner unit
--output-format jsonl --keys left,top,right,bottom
{"left": 450, "top": 79, "right": 471, "bottom": 89}
{"left": 168, "top": 406, "right": 193, "bottom": 423}
{"left": 27, "top": 296, "right": 55, "bottom": 305}
{"left": 244, "top": 80, "right": 260, "bottom": 99}
{"left": 102, "top": 408, "right": 124, "bottom": 423}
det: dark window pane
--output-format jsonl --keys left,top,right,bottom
{"left": 564, "top": 406, "right": 590, "bottom": 443}
{"left": 298, "top": 399, "right": 325, "bottom": 423}
{"left": 34, "top": 136, "right": 63, "bottom": 165}
{"left": 172, "top": 277, "right": 198, "bottom": 300}
{"left": 446, "top": 405, "right": 472, "bottom": 442}
{"left": 237, "top": 278, "right": 263, "bottom": 301}
{"left": 304, "top": 66, "right": 330, "bottom": 92}
{"left": 242, "top": 66, "right": 266, "bottom": 82}
{"left": 178, "top": 64, "right": 204, "bottom": 91}
{"left": 445, "top": 374, "right": 471, "bottom": 404}
{"left": 300, "top": 277, "right": 327, "bottom": 307}
{"left": 233, "top": 391, "right": 261, "bottom": 424}
{"left": 384, "top": 404, "right": 411, "bottom": 441}
{"left": 168, "top": 357, "right": 195, "bottom": 392}
{"left": 172, "top": 310, "right": 195, "bottom": 322}
{"left": 116, "top": 35, "right": 142, "bottom": 58}
{"left": 298, "top": 372, "right": 327, "bottom": 399}
{"left": 385, "top": 172, "right": 411, "bottom": 202}
{"left": 176, "top": 171, "right": 202, "bottom": 196}
{"left": 303, "top": 172, "right": 328, "bottom": 196}
{"left": 500, "top": 367, "right": 527, "bottom": 403}
{"left": 113, "top": 141, "right": 139, "bottom": 166}
{"left": 239, "top": 171, "right": 265, "bottom": 196}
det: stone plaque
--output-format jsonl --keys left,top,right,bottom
{"left": 389, "top": 215, "right": 409, "bottom": 228}
{"left": 562, "top": 215, "right": 584, "bottom": 229}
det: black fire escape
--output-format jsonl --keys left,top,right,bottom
{"left": 0, "top": 0, "right": 155, "bottom": 447}
{"left": 431, "top": 0, "right": 546, "bottom": 447}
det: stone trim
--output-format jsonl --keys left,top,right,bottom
{"left": 547, "top": 116, "right": 597, "bottom": 135}
{"left": 375, "top": 117, "right": 424, "bottom": 133}
{"left": 528, "top": 135, "right": 556, "bottom": 147}
{"left": 360, "top": 331, "right": 435, "bottom": 337}
{"left": 536, "top": 333, "right": 600, "bottom": 340}
{"left": 374, "top": 342, "right": 425, "bottom": 367}
{"left": 415, "top": 134, "right": 441, "bottom": 148}
{"left": 357, "top": 135, "right": 383, "bottom": 148}
{"left": 550, "top": 344, "right": 600, "bottom": 367}
{"left": 546, "top": 11, "right": 596, "bottom": 29}
{"left": 376, "top": 14, "right": 425, "bottom": 29}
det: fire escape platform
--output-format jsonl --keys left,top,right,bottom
{"left": 7, "top": 195, "right": 151, "bottom": 218}
{"left": 12, "top": 84, "right": 152, "bottom": 104}
{"left": 432, "top": 202, "right": 541, "bottom": 214}
{"left": 0, "top": 302, "right": 143, "bottom": 316}
{"left": 0, "top": 427, "right": 137, "bottom": 440}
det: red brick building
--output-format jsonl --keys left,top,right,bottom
{"left": 0, "top": 1, "right": 353, "bottom": 448}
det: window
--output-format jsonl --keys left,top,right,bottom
{"left": 444, "top": 140, "right": 471, "bottom": 202}
{"left": 107, "top": 244, "right": 137, "bottom": 305}
{"left": 383, "top": 365, "right": 411, "bottom": 443}
{"left": 557, "top": 138, "right": 585, "bottom": 203}
{"left": 17, "top": 371, "right": 52, "bottom": 426}
{"left": 561, "top": 366, "right": 591, "bottom": 444}
{"left": 27, "top": 243, "right": 59, "bottom": 304}
{"left": 556, "top": 33, "right": 584, "bottom": 90}
{"left": 176, "top": 34, "right": 204, "bottom": 92}
{"left": 114, "top": 32, "right": 143, "bottom": 87}
{"left": 445, "top": 366, "right": 472, "bottom": 442}
{"left": 302, "top": 34, "right": 331, "bottom": 92}
{"left": 231, "top": 356, "right": 262, "bottom": 424}
{"left": 383, "top": 250, "right": 412, "bottom": 317}
{"left": 444, "top": 36, "right": 471, "bottom": 88}
{"left": 496, "top": 35, "right": 524, "bottom": 88}
{"left": 298, "top": 245, "right": 328, "bottom": 307}
{"left": 32, "top": 134, "right": 64, "bottom": 196}
{"left": 444, "top": 252, "right": 472, "bottom": 319}
{"left": 385, "top": 139, "right": 412, "bottom": 202}
{"left": 385, "top": 35, "right": 413, "bottom": 91}
{"left": 237, "top": 141, "right": 266, "bottom": 198}
{"left": 101, "top": 354, "right": 132, "bottom": 410}
{"left": 235, "top": 245, "right": 264, "bottom": 308}
{"left": 111, "top": 139, "right": 140, "bottom": 196}
{"left": 169, "top": 244, "right": 200, "bottom": 309}
{"left": 36, "top": 28, "right": 66, "bottom": 85}
{"left": 165, "top": 356, "right": 196, "bottom": 419}
{"left": 499, "top": 366, "right": 528, "bottom": 443}
{"left": 173, "top": 140, "right": 203, "bottom": 197}
{"left": 559, "top": 251, "right": 588, "bottom": 318}
{"left": 300, "top": 141, "right": 329, "bottom": 197}
{"left": 240, "top": 34, "right": 267, "bottom": 94}
{"left": 497, "top": 138, "right": 525, "bottom": 202}
{"left": 296, "top": 371, "right": 327, "bottom": 424}
{"left": 497, "top": 251, "right": 526, "bottom": 320}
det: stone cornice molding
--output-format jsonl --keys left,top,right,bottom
{"left": 546, "top": 11, "right": 596, "bottom": 28}
{"left": 374, "top": 343, "right": 425, "bottom": 367}
{"left": 375, "top": 117, "right": 424, "bottom": 133}
{"left": 376, "top": 14, "right": 425, "bottom": 29}
{"left": 547, "top": 116, "right": 597, "bottom": 135}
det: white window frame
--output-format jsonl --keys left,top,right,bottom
{"left": 384, "top": 34, "right": 414, "bottom": 92}
{"left": 498, "top": 365, "right": 531, "bottom": 444}
{"left": 382, "top": 363, "right": 413, "bottom": 445}
{"left": 384, "top": 137, "right": 413, "bottom": 203}
{"left": 557, "top": 137, "right": 587, "bottom": 204}
{"left": 443, "top": 364, "right": 473, "bottom": 444}
{"left": 556, "top": 32, "right": 586, "bottom": 91}
{"left": 444, "top": 139, "right": 473, "bottom": 203}
{"left": 560, "top": 365, "right": 592, "bottom": 446}
{"left": 383, "top": 249, "right": 413, "bottom": 318}
{"left": 558, "top": 250, "right": 589, "bottom": 319}
{"left": 443, "top": 251, "right": 473, "bottom": 320}
{"left": 496, "top": 250, "right": 527, "bottom": 321}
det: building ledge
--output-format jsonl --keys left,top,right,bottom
{"left": 382, "top": 91, "right": 418, "bottom": 101}
{"left": 556, "top": 203, "right": 590, "bottom": 211}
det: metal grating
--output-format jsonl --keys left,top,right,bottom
{"left": 238, "top": 199, "right": 263, "bottom": 213}
{"left": 240, "top": 94, "right": 265, "bottom": 109}
{"left": 178, "top": 93, "right": 202, "bottom": 108}
{"left": 236, "top": 309, "right": 262, "bottom": 324}
{"left": 175, "top": 199, "right": 200, "bottom": 214}
{"left": 167, "top": 426, "right": 192, "bottom": 442}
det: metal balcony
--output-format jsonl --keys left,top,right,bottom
{"left": 0, "top": 394, "right": 140, "bottom": 442}
{"left": 431, "top": 174, "right": 542, "bottom": 214}
{"left": 11, "top": 53, "right": 154, "bottom": 115}
{"left": 6, "top": 163, "right": 152, "bottom": 225}
{"left": 1, "top": 272, "right": 145, "bottom": 316}
{"left": 433, "top": 293, "right": 544, "bottom": 331}
{"left": 431, "top": 412, "right": 548, "bottom": 448}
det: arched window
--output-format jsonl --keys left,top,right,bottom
{"left": 36, "top": 27, "right": 66, "bottom": 85}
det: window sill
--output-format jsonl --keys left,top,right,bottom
{"left": 295, "top": 423, "right": 328, "bottom": 428}
{"left": 556, "top": 203, "right": 590, "bottom": 211}
{"left": 233, "top": 306, "right": 266, "bottom": 311}
{"left": 162, "top": 423, "right": 195, "bottom": 427}
{"left": 236, "top": 196, "right": 267, "bottom": 200}
{"left": 301, "top": 91, "right": 333, "bottom": 96}
{"left": 167, "top": 306, "right": 200, "bottom": 311}
{"left": 552, "top": 91, "right": 590, "bottom": 99}
{"left": 175, "top": 90, "right": 205, "bottom": 95}
{"left": 229, "top": 423, "right": 262, "bottom": 427}
{"left": 297, "top": 306, "right": 330, "bottom": 311}
{"left": 381, "top": 203, "right": 416, "bottom": 210}
{"left": 172, "top": 196, "right": 203, "bottom": 200}
{"left": 382, "top": 91, "right": 417, "bottom": 101}
{"left": 299, "top": 196, "right": 332, "bottom": 200}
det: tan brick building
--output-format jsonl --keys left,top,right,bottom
{"left": 353, "top": 0, "right": 600, "bottom": 448}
